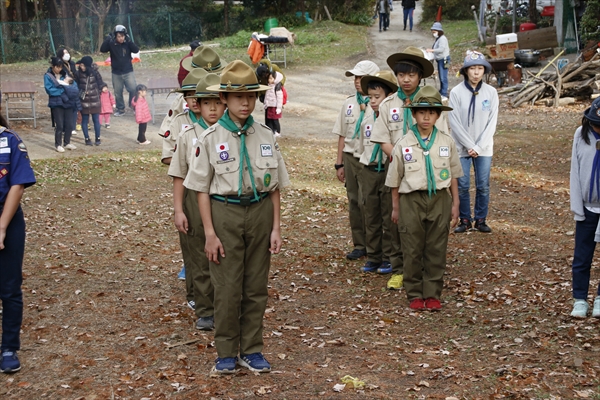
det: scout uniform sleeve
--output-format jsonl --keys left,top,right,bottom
{"left": 448, "top": 139, "right": 463, "bottom": 180}
{"left": 167, "top": 130, "right": 188, "bottom": 179}
{"left": 252, "top": 124, "right": 290, "bottom": 191}
{"left": 385, "top": 144, "right": 403, "bottom": 188}
{"left": 332, "top": 97, "right": 350, "bottom": 137}
{"left": 371, "top": 97, "right": 405, "bottom": 146}
{"left": 371, "top": 98, "right": 393, "bottom": 145}
{"left": 275, "top": 140, "right": 291, "bottom": 188}
{"left": 0, "top": 130, "right": 36, "bottom": 203}
{"left": 183, "top": 132, "right": 213, "bottom": 193}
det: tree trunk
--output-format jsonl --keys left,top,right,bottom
{"left": 224, "top": 0, "right": 229, "bottom": 35}
{"left": 0, "top": 0, "right": 7, "bottom": 22}
{"left": 14, "top": 0, "right": 22, "bottom": 22}
{"left": 528, "top": 0, "right": 538, "bottom": 24}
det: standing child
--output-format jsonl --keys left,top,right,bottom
{"left": 183, "top": 60, "right": 290, "bottom": 374}
{"left": 386, "top": 86, "right": 462, "bottom": 311}
{"left": 263, "top": 71, "right": 284, "bottom": 137}
{"left": 0, "top": 114, "right": 36, "bottom": 373}
{"left": 569, "top": 97, "right": 600, "bottom": 318}
{"left": 99, "top": 83, "right": 116, "bottom": 129}
{"left": 130, "top": 84, "right": 152, "bottom": 145}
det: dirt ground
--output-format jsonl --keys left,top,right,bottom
{"left": 2, "top": 2, "right": 600, "bottom": 399}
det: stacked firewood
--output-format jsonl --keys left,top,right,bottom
{"left": 500, "top": 53, "right": 600, "bottom": 107}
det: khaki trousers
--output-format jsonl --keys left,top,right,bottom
{"left": 210, "top": 197, "right": 273, "bottom": 358}
{"left": 343, "top": 152, "right": 366, "bottom": 251}
{"left": 184, "top": 188, "right": 214, "bottom": 318}
{"left": 399, "top": 190, "right": 451, "bottom": 300}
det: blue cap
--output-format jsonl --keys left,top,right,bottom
{"left": 584, "top": 97, "right": 600, "bottom": 125}
{"left": 431, "top": 22, "right": 443, "bottom": 31}
{"left": 460, "top": 51, "right": 492, "bottom": 74}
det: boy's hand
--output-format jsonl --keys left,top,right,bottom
{"left": 336, "top": 167, "right": 345, "bottom": 183}
{"left": 450, "top": 204, "right": 459, "bottom": 228}
{"left": 174, "top": 211, "right": 188, "bottom": 234}
{"left": 467, "top": 149, "right": 478, "bottom": 158}
{"left": 269, "top": 229, "right": 282, "bottom": 254}
{"left": 205, "top": 234, "right": 225, "bottom": 264}
{"left": 0, "top": 227, "right": 6, "bottom": 250}
{"left": 391, "top": 207, "right": 399, "bottom": 224}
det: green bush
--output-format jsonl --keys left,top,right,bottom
{"left": 580, "top": 0, "right": 600, "bottom": 43}
{"left": 422, "top": 0, "right": 477, "bottom": 22}
{"left": 216, "top": 30, "right": 253, "bottom": 48}
{"left": 295, "top": 31, "right": 340, "bottom": 45}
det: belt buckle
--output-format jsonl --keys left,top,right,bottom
{"left": 239, "top": 196, "right": 252, "bottom": 206}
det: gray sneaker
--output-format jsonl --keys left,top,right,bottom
{"left": 571, "top": 299, "right": 589, "bottom": 318}
{"left": 593, "top": 296, "right": 600, "bottom": 318}
{"left": 196, "top": 316, "right": 214, "bottom": 331}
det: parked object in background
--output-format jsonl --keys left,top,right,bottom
{"left": 514, "top": 49, "right": 540, "bottom": 66}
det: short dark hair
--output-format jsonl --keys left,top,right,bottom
{"left": 367, "top": 81, "right": 393, "bottom": 96}
{"left": 49, "top": 56, "right": 64, "bottom": 68}
{"left": 411, "top": 107, "right": 442, "bottom": 117}
{"left": 190, "top": 40, "right": 202, "bottom": 50}
{"left": 393, "top": 61, "right": 424, "bottom": 78}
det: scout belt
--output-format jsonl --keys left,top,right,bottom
{"left": 210, "top": 192, "right": 269, "bottom": 206}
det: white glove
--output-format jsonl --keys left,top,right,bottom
{"left": 57, "top": 80, "right": 69, "bottom": 86}
{"left": 276, "top": 108, "right": 281, "bottom": 114}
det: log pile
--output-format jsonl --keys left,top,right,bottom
{"left": 500, "top": 53, "right": 600, "bottom": 107}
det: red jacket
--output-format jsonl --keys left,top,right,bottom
{"left": 100, "top": 90, "right": 115, "bottom": 114}
{"left": 178, "top": 51, "right": 194, "bottom": 86}
{"left": 131, "top": 96, "right": 152, "bottom": 124}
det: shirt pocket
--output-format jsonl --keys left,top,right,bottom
{"left": 403, "top": 160, "right": 422, "bottom": 191}
{"left": 388, "top": 122, "right": 403, "bottom": 144}
{"left": 432, "top": 157, "right": 452, "bottom": 182}
{"left": 255, "top": 156, "right": 279, "bottom": 191}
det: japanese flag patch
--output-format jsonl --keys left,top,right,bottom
{"left": 391, "top": 107, "right": 400, "bottom": 121}
{"left": 365, "top": 124, "right": 372, "bottom": 138}
{"left": 346, "top": 104, "right": 354, "bottom": 115}
{"left": 182, "top": 124, "right": 192, "bottom": 132}
{"left": 215, "top": 142, "right": 229, "bottom": 153}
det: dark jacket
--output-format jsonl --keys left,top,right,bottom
{"left": 77, "top": 64, "right": 104, "bottom": 114}
{"left": 402, "top": 0, "right": 416, "bottom": 9}
{"left": 100, "top": 36, "right": 140, "bottom": 75}
{"left": 44, "top": 68, "right": 68, "bottom": 109}
{"left": 63, "top": 82, "right": 82, "bottom": 111}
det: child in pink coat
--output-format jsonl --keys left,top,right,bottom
{"left": 99, "top": 83, "right": 116, "bottom": 129}
{"left": 263, "top": 71, "right": 284, "bottom": 137}
{"left": 130, "top": 84, "right": 152, "bottom": 145}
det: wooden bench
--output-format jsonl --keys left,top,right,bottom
{"left": 147, "top": 77, "right": 179, "bottom": 124}
{"left": 2, "top": 81, "right": 37, "bottom": 128}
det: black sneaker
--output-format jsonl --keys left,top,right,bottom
{"left": 474, "top": 219, "right": 492, "bottom": 233}
{"left": 195, "top": 316, "right": 214, "bottom": 331}
{"left": 454, "top": 218, "right": 472, "bottom": 233}
{"left": 346, "top": 248, "right": 366, "bottom": 260}
{"left": 85, "top": 138, "right": 93, "bottom": 146}
{"left": 114, "top": 110, "right": 125, "bottom": 117}
{"left": 95, "top": 139, "right": 102, "bottom": 146}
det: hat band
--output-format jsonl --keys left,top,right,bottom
{"left": 219, "top": 82, "right": 259, "bottom": 91}
{"left": 195, "top": 91, "right": 218, "bottom": 96}
{"left": 397, "top": 60, "right": 424, "bottom": 72}
{"left": 191, "top": 60, "right": 222, "bottom": 71}
{"left": 181, "top": 84, "right": 197, "bottom": 90}
{"left": 413, "top": 99, "right": 443, "bottom": 107}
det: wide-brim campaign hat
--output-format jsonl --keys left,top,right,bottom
{"left": 387, "top": 46, "right": 435, "bottom": 79}
{"left": 460, "top": 51, "right": 492, "bottom": 74}
{"left": 193, "top": 73, "right": 221, "bottom": 98}
{"left": 182, "top": 46, "right": 226, "bottom": 73}
{"left": 360, "top": 70, "right": 398, "bottom": 95}
{"left": 584, "top": 97, "right": 600, "bottom": 125}
{"left": 404, "top": 85, "right": 453, "bottom": 111}
{"left": 345, "top": 60, "right": 380, "bottom": 77}
{"left": 171, "top": 68, "right": 208, "bottom": 94}
{"left": 206, "top": 60, "right": 270, "bottom": 92}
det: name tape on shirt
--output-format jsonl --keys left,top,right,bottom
{"left": 0, "top": 137, "right": 7, "bottom": 148}
{"left": 439, "top": 146, "right": 449, "bottom": 157}
{"left": 215, "top": 142, "right": 229, "bottom": 153}
{"left": 0, "top": 147, "right": 10, "bottom": 154}
{"left": 261, "top": 144, "right": 273, "bottom": 157}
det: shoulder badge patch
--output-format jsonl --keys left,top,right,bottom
{"left": 195, "top": 146, "right": 200, "bottom": 157}
{"left": 18, "top": 142, "right": 27, "bottom": 152}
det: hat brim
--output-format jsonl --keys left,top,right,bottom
{"left": 387, "top": 53, "right": 435, "bottom": 79}
{"left": 460, "top": 60, "right": 492, "bottom": 75}
{"left": 206, "top": 83, "right": 270, "bottom": 92}
{"left": 360, "top": 75, "right": 398, "bottom": 96}
{"left": 345, "top": 68, "right": 371, "bottom": 77}
{"left": 170, "top": 87, "right": 199, "bottom": 94}
{"left": 193, "top": 92, "right": 220, "bottom": 98}
{"left": 405, "top": 103, "right": 453, "bottom": 112}
{"left": 584, "top": 107, "right": 600, "bottom": 124}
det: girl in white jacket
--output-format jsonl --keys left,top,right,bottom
{"left": 264, "top": 71, "right": 284, "bottom": 137}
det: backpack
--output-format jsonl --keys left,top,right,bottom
{"left": 282, "top": 86, "right": 288, "bottom": 105}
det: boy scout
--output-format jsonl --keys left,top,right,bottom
{"left": 333, "top": 60, "right": 380, "bottom": 261}
{"left": 370, "top": 46, "right": 448, "bottom": 290}
{"left": 357, "top": 71, "right": 402, "bottom": 276}
{"left": 183, "top": 60, "right": 290, "bottom": 375}
{"left": 385, "top": 86, "right": 462, "bottom": 311}
{"left": 168, "top": 74, "right": 226, "bottom": 331}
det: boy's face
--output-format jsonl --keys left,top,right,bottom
{"left": 52, "top": 65, "right": 62, "bottom": 74}
{"left": 184, "top": 90, "right": 200, "bottom": 113}
{"left": 396, "top": 71, "right": 420, "bottom": 96}
{"left": 467, "top": 65, "right": 485, "bottom": 85}
{"left": 412, "top": 108, "right": 440, "bottom": 132}
{"left": 367, "top": 86, "right": 387, "bottom": 113}
{"left": 220, "top": 92, "right": 256, "bottom": 123}
{"left": 198, "top": 97, "right": 226, "bottom": 125}
{"left": 354, "top": 75, "right": 364, "bottom": 94}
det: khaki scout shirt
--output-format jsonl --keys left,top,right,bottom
{"left": 183, "top": 122, "right": 291, "bottom": 195}
{"left": 358, "top": 106, "right": 388, "bottom": 166}
{"left": 332, "top": 94, "right": 363, "bottom": 158}
{"left": 160, "top": 110, "right": 194, "bottom": 162}
{"left": 385, "top": 128, "right": 463, "bottom": 194}
{"left": 371, "top": 94, "right": 449, "bottom": 147}
{"left": 167, "top": 123, "right": 205, "bottom": 179}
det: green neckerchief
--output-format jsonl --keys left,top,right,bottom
{"left": 397, "top": 86, "right": 420, "bottom": 135}
{"left": 189, "top": 111, "right": 199, "bottom": 124}
{"left": 197, "top": 116, "right": 209, "bottom": 130}
{"left": 217, "top": 110, "right": 258, "bottom": 200}
{"left": 352, "top": 92, "right": 370, "bottom": 139}
{"left": 410, "top": 123, "right": 438, "bottom": 197}
{"left": 369, "top": 112, "right": 384, "bottom": 172}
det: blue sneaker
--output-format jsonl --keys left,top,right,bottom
{"left": 360, "top": 261, "right": 381, "bottom": 273}
{"left": 377, "top": 261, "right": 393, "bottom": 274}
{"left": 212, "top": 357, "right": 237, "bottom": 374}
{"left": 238, "top": 353, "right": 271, "bottom": 372}
{"left": 177, "top": 266, "right": 186, "bottom": 280}
{"left": 1, "top": 351, "right": 21, "bottom": 373}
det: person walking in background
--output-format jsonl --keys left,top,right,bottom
{"left": 402, "top": 0, "right": 416, "bottom": 31}
{"left": 100, "top": 25, "right": 139, "bottom": 117}
{"left": 99, "top": 83, "right": 116, "bottom": 129}
{"left": 449, "top": 51, "right": 498, "bottom": 234}
{"left": 0, "top": 113, "right": 37, "bottom": 374}
{"left": 178, "top": 40, "right": 202, "bottom": 86}
{"left": 263, "top": 71, "right": 284, "bottom": 137}
{"left": 44, "top": 57, "right": 78, "bottom": 152}
{"left": 426, "top": 22, "right": 450, "bottom": 100}
{"left": 130, "top": 84, "right": 151, "bottom": 145}
{"left": 76, "top": 56, "right": 104, "bottom": 146}
{"left": 375, "top": 0, "right": 391, "bottom": 32}
{"left": 569, "top": 97, "right": 600, "bottom": 318}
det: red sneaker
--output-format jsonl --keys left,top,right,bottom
{"left": 409, "top": 298, "right": 426, "bottom": 310}
{"left": 425, "top": 298, "right": 442, "bottom": 311}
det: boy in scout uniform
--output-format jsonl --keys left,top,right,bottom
{"left": 370, "top": 46, "right": 448, "bottom": 290}
{"left": 183, "top": 60, "right": 290, "bottom": 375}
{"left": 168, "top": 74, "right": 226, "bottom": 331}
{"left": 357, "top": 71, "right": 402, "bottom": 276}
{"left": 333, "top": 60, "right": 380, "bottom": 261}
{"left": 385, "top": 86, "right": 462, "bottom": 311}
